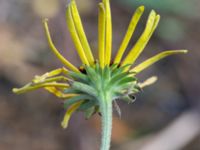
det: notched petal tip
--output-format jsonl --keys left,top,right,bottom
{"left": 138, "top": 5, "right": 145, "bottom": 12}
{"left": 98, "top": 2, "right": 105, "bottom": 9}
{"left": 150, "top": 9, "right": 156, "bottom": 15}
{"left": 148, "top": 10, "right": 156, "bottom": 24}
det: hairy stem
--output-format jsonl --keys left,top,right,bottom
{"left": 99, "top": 94, "right": 113, "bottom": 150}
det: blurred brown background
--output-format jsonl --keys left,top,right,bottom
{"left": 0, "top": 0, "right": 200, "bottom": 149}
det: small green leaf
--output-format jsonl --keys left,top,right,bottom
{"left": 64, "top": 95, "right": 93, "bottom": 109}
{"left": 103, "top": 65, "right": 111, "bottom": 82}
{"left": 110, "top": 64, "right": 118, "bottom": 72}
{"left": 109, "top": 72, "right": 128, "bottom": 86}
{"left": 111, "top": 64, "right": 130, "bottom": 76}
{"left": 69, "top": 71, "right": 89, "bottom": 83}
{"left": 85, "top": 65, "right": 100, "bottom": 83}
{"left": 72, "top": 82, "right": 97, "bottom": 97}
{"left": 78, "top": 100, "right": 97, "bottom": 111}
{"left": 84, "top": 106, "right": 96, "bottom": 119}
{"left": 118, "top": 77, "right": 136, "bottom": 85}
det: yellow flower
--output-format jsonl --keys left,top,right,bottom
{"left": 13, "top": 0, "right": 187, "bottom": 130}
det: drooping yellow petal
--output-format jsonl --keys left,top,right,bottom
{"left": 43, "top": 19, "right": 79, "bottom": 72}
{"left": 70, "top": 0, "right": 94, "bottom": 65}
{"left": 61, "top": 101, "right": 83, "bottom": 128}
{"left": 103, "top": 0, "right": 112, "bottom": 65}
{"left": 13, "top": 66, "right": 73, "bottom": 96}
{"left": 45, "top": 67, "right": 68, "bottom": 77}
{"left": 32, "top": 68, "right": 69, "bottom": 83}
{"left": 131, "top": 50, "right": 188, "bottom": 73}
{"left": 45, "top": 87, "right": 77, "bottom": 99}
{"left": 114, "top": 6, "right": 145, "bottom": 64}
{"left": 98, "top": 3, "right": 106, "bottom": 68}
{"left": 122, "top": 10, "right": 158, "bottom": 68}
{"left": 35, "top": 76, "right": 70, "bottom": 84}
{"left": 12, "top": 82, "right": 69, "bottom": 94}
{"left": 138, "top": 76, "right": 158, "bottom": 88}
{"left": 66, "top": 4, "right": 89, "bottom": 65}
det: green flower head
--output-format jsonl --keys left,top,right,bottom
{"left": 13, "top": 0, "right": 187, "bottom": 149}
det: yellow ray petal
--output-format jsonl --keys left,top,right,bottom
{"left": 41, "top": 67, "right": 68, "bottom": 79}
{"left": 34, "top": 76, "right": 70, "bottom": 84}
{"left": 46, "top": 67, "right": 68, "bottom": 76}
{"left": 45, "top": 87, "right": 77, "bottom": 99}
{"left": 61, "top": 101, "right": 83, "bottom": 128}
{"left": 131, "top": 50, "right": 188, "bottom": 73}
{"left": 114, "top": 6, "right": 145, "bottom": 64}
{"left": 32, "top": 68, "right": 69, "bottom": 84}
{"left": 103, "top": 0, "right": 112, "bottom": 65}
{"left": 12, "top": 82, "right": 69, "bottom": 94}
{"left": 98, "top": 3, "right": 106, "bottom": 68}
{"left": 43, "top": 19, "right": 79, "bottom": 72}
{"left": 122, "top": 10, "right": 159, "bottom": 68}
{"left": 149, "top": 15, "right": 160, "bottom": 39}
{"left": 70, "top": 0, "right": 94, "bottom": 65}
{"left": 66, "top": 4, "right": 89, "bottom": 65}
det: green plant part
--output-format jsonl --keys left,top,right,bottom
{"left": 65, "top": 64, "right": 138, "bottom": 150}
{"left": 13, "top": 0, "right": 188, "bottom": 150}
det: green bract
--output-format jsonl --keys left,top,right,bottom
{"left": 64, "top": 64, "right": 138, "bottom": 117}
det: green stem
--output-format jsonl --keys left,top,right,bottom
{"left": 99, "top": 94, "right": 113, "bottom": 150}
